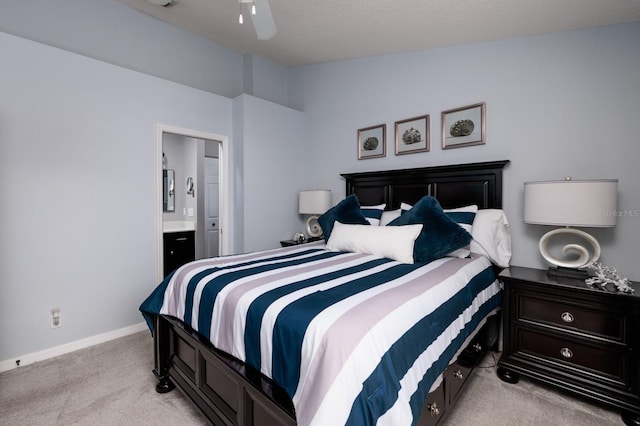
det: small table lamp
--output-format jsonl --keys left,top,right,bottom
{"left": 524, "top": 178, "right": 618, "bottom": 277}
{"left": 299, "top": 190, "right": 332, "bottom": 238}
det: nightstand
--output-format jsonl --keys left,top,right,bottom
{"left": 497, "top": 266, "right": 640, "bottom": 425}
{"left": 280, "top": 237, "right": 322, "bottom": 247}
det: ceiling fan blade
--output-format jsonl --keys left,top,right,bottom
{"left": 250, "top": 0, "right": 276, "bottom": 40}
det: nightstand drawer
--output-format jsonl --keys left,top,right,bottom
{"left": 518, "top": 293, "right": 625, "bottom": 343}
{"left": 517, "top": 327, "right": 628, "bottom": 384}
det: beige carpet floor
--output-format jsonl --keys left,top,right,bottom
{"left": 442, "top": 353, "right": 622, "bottom": 426}
{"left": 0, "top": 331, "right": 623, "bottom": 425}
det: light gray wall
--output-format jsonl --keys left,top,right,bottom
{"left": 233, "top": 95, "right": 310, "bottom": 252}
{"left": 0, "top": 31, "right": 235, "bottom": 361}
{"left": 0, "top": 31, "right": 306, "bottom": 362}
{"left": 0, "top": 1, "right": 294, "bottom": 107}
{"left": 161, "top": 134, "right": 186, "bottom": 222}
{"left": 0, "top": 0, "right": 245, "bottom": 99}
{"left": 183, "top": 137, "right": 199, "bottom": 224}
{"left": 242, "top": 54, "right": 291, "bottom": 108}
{"left": 289, "top": 23, "right": 640, "bottom": 280}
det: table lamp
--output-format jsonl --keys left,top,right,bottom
{"left": 523, "top": 178, "right": 618, "bottom": 278}
{"left": 299, "top": 190, "right": 331, "bottom": 238}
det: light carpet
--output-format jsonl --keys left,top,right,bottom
{"left": 0, "top": 331, "right": 623, "bottom": 425}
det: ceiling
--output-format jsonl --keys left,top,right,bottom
{"left": 119, "top": 0, "right": 640, "bottom": 67}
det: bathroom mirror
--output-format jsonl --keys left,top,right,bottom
{"left": 163, "top": 169, "right": 175, "bottom": 212}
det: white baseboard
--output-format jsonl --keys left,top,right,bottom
{"left": 0, "top": 322, "right": 148, "bottom": 373}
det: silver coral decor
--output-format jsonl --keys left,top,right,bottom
{"left": 585, "top": 261, "right": 634, "bottom": 293}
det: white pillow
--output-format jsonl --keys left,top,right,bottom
{"left": 326, "top": 221, "right": 422, "bottom": 264}
{"left": 361, "top": 203, "right": 386, "bottom": 226}
{"left": 380, "top": 209, "right": 402, "bottom": 226}
{"left": 470, "top": 209, "right": 512, "bottom": 268}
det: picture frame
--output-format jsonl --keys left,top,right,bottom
{"left": 395, "top": 114, "right": 430, "bottom": 155}
{"left": 357, "top": 124, "right": 386, "bottom": 160}
{"left": 441, "top": 102, "right": 486, "bottom": 149}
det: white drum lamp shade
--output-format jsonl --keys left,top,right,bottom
{"left": 299, "top": 190, "right": 332, "bottom": 237}
{"left": 523, "top": 179, "right": 618, "bottom": 273}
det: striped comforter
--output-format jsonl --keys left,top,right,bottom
{"left": 140, "top": 241, "right": 500, "bottom": 426}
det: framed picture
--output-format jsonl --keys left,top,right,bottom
{"left": 441, "top": 102, "right": 486, "bottom": 149}
{"left": 357, "top": 124, "right": 386, "bottom": 160}
{"left": 395, "top": 114, "right": 430, "bottom": 155}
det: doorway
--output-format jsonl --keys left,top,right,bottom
{"left": 156, "top": 124, "right": 230, "bottom": 282}
{"left": 204, "top": 156, "right": 220, "bottom": 258}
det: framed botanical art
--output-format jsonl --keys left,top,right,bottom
{"left": 395, "top": 114, "right": 430, "bottom": 155}
{"left": 441, "top": 102, "right": 486, "bottom": 149}
{"left": 357, "top": 124, "right": 386, "bottom": 160}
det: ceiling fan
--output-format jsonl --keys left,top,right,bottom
{"left": 238, "top": 0, "right": 277, "bottom": 40}
{"left": 146, "top": 0, "right": 276, "bottom": 40}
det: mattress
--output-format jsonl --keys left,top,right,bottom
{"left": 140, "top": 242, "right": 500, "bottom": 426}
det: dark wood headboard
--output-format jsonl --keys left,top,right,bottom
{"left": 342, "top": 160, "right": 509, "bottom": 210}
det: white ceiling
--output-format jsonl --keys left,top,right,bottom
{"left": 119, "top": 0, "right": 640, "bottom": 67}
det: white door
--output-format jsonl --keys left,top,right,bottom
{"left": 204, "top": 157, "right": 220, "bottom": 258}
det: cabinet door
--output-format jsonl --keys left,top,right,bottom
{"left": 164, "top": 231, "right": 195, "bottom": 276}
{"left": 499, "top": 275, "right": 640, "bottom": 415}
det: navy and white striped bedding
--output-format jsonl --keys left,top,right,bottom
{"left": 140, "top": 241, "right": 500, "bottom": 426}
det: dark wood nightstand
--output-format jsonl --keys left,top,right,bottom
{"left": 280, "top": 237, "right": 322, "bottom": 247}
{"left": 497, "top": 266, "right": 640, "bottom": 425}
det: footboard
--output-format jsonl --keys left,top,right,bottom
{"left": 153, "top": 313, "right": 499, "bottom": 426}
{"left": 154, "top": 315, "right": 295, "bottom": 425}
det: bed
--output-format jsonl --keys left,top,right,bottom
{"left": 141, "top": 160, "right": 510, "bottom": 426}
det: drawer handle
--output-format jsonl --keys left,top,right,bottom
{"left": 560, "top": 347, "right": 573, "bottom": 359}
{"left": 561, "top": 312, "right": 574, "bottom": 323}
{"left": 453, "top": 369, "right": 464, "bottom": 380}
{"left": 175, "top": 237, "right": 188, "bottom": 241}
{"left": 428, "top": 402, "right": 440, "bottom": 417}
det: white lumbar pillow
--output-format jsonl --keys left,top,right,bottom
{"left": 326, "top": 221, "right": 422, "bottom": 264}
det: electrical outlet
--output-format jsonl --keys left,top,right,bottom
{"left": 50, "top": 308, "right": 61, "bottom": 329}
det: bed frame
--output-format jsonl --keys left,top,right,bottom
{"left": 152, "top": 160, "right": 509, "bottom": 426}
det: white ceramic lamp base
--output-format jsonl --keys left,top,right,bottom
{"left": 306, "top": 215, "right": 322, "bottom": 238}
{"left": 539, "top": 227, "right": 601, "bottom": 278}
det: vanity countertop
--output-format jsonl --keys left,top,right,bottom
{"left": 163, "top": 221, "right": 196, "bottom": 233}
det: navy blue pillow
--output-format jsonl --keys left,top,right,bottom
{"left": 388, "top": 196, "right": 472, "bottom": 263}
{"left": 318, "top": 194, "right": 369, "bottom": 242}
